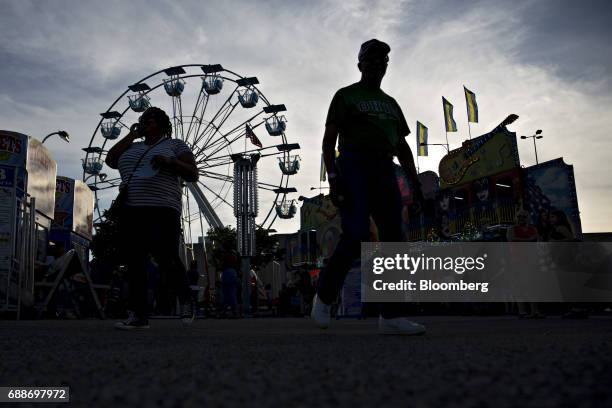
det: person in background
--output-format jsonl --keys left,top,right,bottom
{"left": 265, "top": 283, "right": 273, "bottom": 312}
{"left": 507, "top": 210, "right": 544, "bottom": 319}
{"left": 546, "top": 209, "right": 589, "bottom": 319}
{"left": 221, "top": 253, "right": 239, "bottom": 318}
{"left": 536, "top": 208, "right": 551, "bottom": 242}
{"left": 548, "top": 209, "right": 575, "bottom": 242}
{"left": 214, "top": 280, "right": 223, "bottom": 317}
{"left": 187, "top": 260, "right": 201, "bottom": 315}
{"left": 278, "top": 284, "right": 289, "bottom": 317}
{"left": 506, "top": 210, "right": 538, "bottom": 242}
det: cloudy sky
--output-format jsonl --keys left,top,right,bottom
{"left": 1, "top": 0, "right": 611, "bottom": 234}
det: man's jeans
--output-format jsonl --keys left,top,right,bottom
{"left": 317, "top": 151, "right": 405, "bottom": 318}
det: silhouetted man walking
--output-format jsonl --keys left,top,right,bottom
{"left": 312, "top": 39, "right": 426, "bottom": 335}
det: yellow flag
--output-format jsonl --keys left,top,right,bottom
{"left": 416, "top": 121, "right": 428, "bottom": 156}
{"left": 442, "top": 97, "right": 457, "bottom": 132}
{"left": 464, "top": 86, "right": 478, "bottom": 123}
{"left": 320, "top": 153, "right": 326, "bottom": 182}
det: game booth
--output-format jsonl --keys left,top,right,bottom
{"left": 285, "top": 121, "right": 583, "bottom": 316}
{"left": 0, "top": 130, "right": 56, "bottom": 317}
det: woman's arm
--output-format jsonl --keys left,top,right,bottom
{"left": 105, "top": 127, "right": 140, "bottom": 169}
{"left": 151, "top": 152, "right": 199, "bottom": 182}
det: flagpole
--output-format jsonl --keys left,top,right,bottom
{"left": 445, "top": 131, "right": 450, "bottom": 152}
{"left": 468, "top": 122, "right": 472, "bottom": 140}
{"left": 416, "top": 153, "right": 420, "bottom": 174}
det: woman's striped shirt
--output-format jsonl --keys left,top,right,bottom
{"left": 117, "top": 138, "right": 193, "bottom": 213}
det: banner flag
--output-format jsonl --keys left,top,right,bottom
{"left": 416, "top": 121, "right": 428, "bottom": 156}
{"left": 464, "top": 86, "right": 479, "bottom": 123}
{"left": 442, "top": 97, "right": 457, "bottom": 132}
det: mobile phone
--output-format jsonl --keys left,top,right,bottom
{"left": 130, "top": 123, "right": 143, "bottom": 138}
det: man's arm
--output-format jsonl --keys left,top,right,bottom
{"left": 322, "top": 123, "right": 339, "bottom": 177}
{"left": 322, "top": 123, "right": 345, "bottom": 207}
{"left": 396, "top": 138, "right": 422, "bottom": 193}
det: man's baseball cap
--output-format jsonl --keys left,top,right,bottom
{"left": 358, "top": 39, "right": 391, "bottom": 62}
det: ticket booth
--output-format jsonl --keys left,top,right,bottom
{"left": 0, "top": 130, "right": 56, "bottom": 317}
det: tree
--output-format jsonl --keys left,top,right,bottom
{"left": 206, "top": 226, "right": 237, "bottom": 270}
{"left": 90, "top": 209, "right": 123, "bottom": 272}
{"left": 206, "top": 226, "right": 284, "bottom": 271}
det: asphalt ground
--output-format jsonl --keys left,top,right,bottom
{"left": 1, "top": 316, "right": 611, "bottom": 408}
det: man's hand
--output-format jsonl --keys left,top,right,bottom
{"left": 329, "top": 177, "right": 346, "bottom": 208}
{"left": 151, "top": 155, "right": 176, "bottom": 171}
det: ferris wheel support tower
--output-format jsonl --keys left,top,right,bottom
{"left": 233, "top": 153, "right": 259, "bottom": 313}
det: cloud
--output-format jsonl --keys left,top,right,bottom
{"left": 0, "top": 0, "right": 611, "bottom": 234}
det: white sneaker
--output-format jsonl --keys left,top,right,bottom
{"left": 310, "top": 294, "right": 331, "bottom": 329}
{"left": 378, "top": 317, "right": 426, "bottom": 335}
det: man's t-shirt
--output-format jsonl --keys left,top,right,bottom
{"left": 326, "top": 82, "right": 410, "bottom": 155}
{"left": 118, "top": 138, "right": 192, "bottom": 213}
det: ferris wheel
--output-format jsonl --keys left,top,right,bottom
{"left": 81, "top": 64, "right": 300, "bottom": 244}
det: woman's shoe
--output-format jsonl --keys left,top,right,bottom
{"left": 114, "top": 311, "right": 150, "bottom": 330}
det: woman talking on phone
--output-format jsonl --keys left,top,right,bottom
{"left": 105, "top": 106, "right": 199, "bottom": 330}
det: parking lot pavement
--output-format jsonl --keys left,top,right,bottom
{"left": 1, "top": 316, "right": 611, "bottom": 407}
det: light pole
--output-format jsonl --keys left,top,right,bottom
{"left": 41, "top": 130, "right": 70, "bottom": 144}
{"left": 84, "top": 173, "right": 107, "bottom": 183}
{"left": 520, "top": 129, "right": 543, "bottom": 164}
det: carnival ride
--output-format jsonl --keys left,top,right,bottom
{"left": 81, "top": 65, "right": 301, "bottom": 247}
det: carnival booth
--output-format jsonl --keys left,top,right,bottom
{"left": 405, "top": 126, "right": 582, "bottom": 242}
{"left": 414, "top": 127, "right": 523, "bottom": 241}
{"left": 282, "top": 122, "right": 583, "bottom": 316}
{"left": 50, "top": 176, "right": 94, "bottom": 270}
{"left": 0, "top": 130, "right": 56, "bottom": 317}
